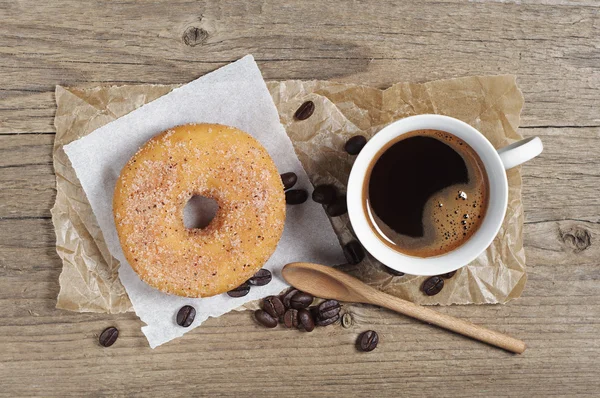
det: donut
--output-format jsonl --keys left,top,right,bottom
{"left": 113, "top": 124, "right": 285, "bottom": 298}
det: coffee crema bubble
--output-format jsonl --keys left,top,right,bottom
{"left": 364, "top": 129, "right": 489, "bottom": 258}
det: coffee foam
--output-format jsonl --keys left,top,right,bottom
{"left": 368, "top": 130, "right": 489, "bottom": 258}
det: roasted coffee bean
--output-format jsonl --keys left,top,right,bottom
{"left": 341, "top": 312, "right": 353, "bottom": 328}
{"left": 326, "top": 195, "right": 347, "bottom": 217}
{"left": 227, "top": 282, "right": 250, "bottom": 297}
{"left": 357, "top": 330, "right": 379, "bottom": 352}
{"left": 310, "top": 306, "right": 320, "bottom": 320}
{"left": 248, "top": 269, "right": 272, "bottom": 286}
{"left": 263, "top": 295, "right": 286, "bottom": 318}
{"left": 280, "top": 288, "right": 299, "bottom": 308}
{"left": 317, "top": 299, "right": 341, "bottom": 319}
{"left": 316, "top": 313, "right": 339, "bottom": 326}
{"left": 294, "top": 100, "right": 315, "bottom": 120}
{"left": 285, "top": 189, "right": 308, "bottom": 205}
{"left": 344, "top": 135, "right": 367, "bottom": 155}
{"left": 290, "top": 291, "right": 314, "bottom": 310}
{"left": 421, "top": 276, "right": 444, "bottom": 296}
{"left": 384, "top": 266, "right": 405, "bottom": 277}
{"left": 99, "top": 326, "right": 119, "bottom": 347}
{"left": 283, "top": 309, "right": 299, "bottom": 328}
{"left": 343, "top": 240, "right": 365, "bottom": 265}
{"left": 440, "top": 270, "right": 457, "bottom": 279}
{"left": 312, "top": 184, "right": 337, "bottom": 205}
{"left": 297, "top": 308, "right": 315, "bottom": 332}
{"left": 280, "top": 172, "right": 298, "bottom": 190}
{"left": 255, "top": 310, "right": 278, "bottom": 328}
{"left": 176, "top": 305, "right": 196, "bottom": 327}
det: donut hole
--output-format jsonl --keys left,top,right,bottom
{"left": 183, "top": 195, "right": 219, "bottom": 229}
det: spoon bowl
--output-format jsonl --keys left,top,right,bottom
{"left": 281, "top": 261, "right": 372, "bottom": 303}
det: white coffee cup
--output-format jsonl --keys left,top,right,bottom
{"left": 347, "top": 114, "right": 543, "bottom": 276}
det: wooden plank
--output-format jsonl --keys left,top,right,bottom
{"left": 0, "top": 217, "right": 598, "bottom": 396}
{"left": 0, "top": 134, "right": 54, "bottom": 218}
{"left": 0, "top": 133, "right": 53, "bottom": 168}
{"left": 2, "top": 217, "right": 597, "bottom": 307}
{"left": 1, "top": 128, "right": 598, "bottom": 223}
{"left": 520, "top": 127, "right": 600, "bottom": 223}
{"left": 1, "top": 0, "right": 599, "bottom": 133}
{"left": 0, "top": 91, "right": 56, "bottom": 134}
{"left": 0, "top": 166, "right": 55, "bottom": 219}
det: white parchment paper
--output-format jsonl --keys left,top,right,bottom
{"left": 63, "top": 55, "right": 345, "bottom": 348}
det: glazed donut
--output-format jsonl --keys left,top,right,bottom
{"left": 113, "top": 124, "right": 285, "bottom": 297}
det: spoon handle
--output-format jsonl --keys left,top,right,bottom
{"left": 370, "top": 291, "right": 526, "bottom": 354}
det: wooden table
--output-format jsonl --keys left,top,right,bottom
{"left": 1, "top": 1, "right": 599, "bottom": 396}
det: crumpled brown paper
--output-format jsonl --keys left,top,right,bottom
{"left": 52, "top": 75, "right": 525, "bottom": 313}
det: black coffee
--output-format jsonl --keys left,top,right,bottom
{"left": 365, "top": 130, "right": 489, "bottom": 257}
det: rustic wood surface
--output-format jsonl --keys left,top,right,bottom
{"left": 0, "top": 1, "right": 599, "bottom": 396}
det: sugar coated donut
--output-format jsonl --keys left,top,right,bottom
{"left": 113, "top": 124, "right": 285, "bottom": 297}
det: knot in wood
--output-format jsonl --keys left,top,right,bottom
{"left": 559, "top": 225, "right": 591, "bottom": 252}
{"left": 182, "top": 27, "right": 209, "bottom": 47}
{"left": 341, "top": 312, "right": 353, "bottom": 328}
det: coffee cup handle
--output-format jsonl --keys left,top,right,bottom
{"left": 497, "top": 137, "right": 543, "bottom": 170}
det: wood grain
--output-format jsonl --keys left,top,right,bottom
{"left": 1, "top": 0, "right": 599, "bottom": 133}
{"left": 0, "top": 0, "right": 599, "bottom": 396}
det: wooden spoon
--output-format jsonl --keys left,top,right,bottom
{"left": 282, "top": 262, "right": 526, "bottom": 354}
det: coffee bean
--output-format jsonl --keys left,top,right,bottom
{"left": 176, "top": 305, "right": 196, "bottom": 327}
{"left": 440, "top": 270, "right": 456, "bottom": 279}
{"left": 98, "top": 326, "right": 119, "bottom": 347}
{"left": 294, "top": 100, "right": 315, "bottom": 120}
{"left": 283, "top": 309, "right": 299, "bottom": 328}
{"left": 341, "top": 312, "right": 353, "bottom": 328}
{"left": 343, "top": 240, "right": 365, "bottom": 265}
{"left": 326, "top": 195, "right": 347, "bottom": 217}
{"left": 312, "top": 184, "right": 337, "bottom": 205}
{"left": 281, "top": 288, "right": 299, "bottom": 308}
{"left": 316, "top": 313, "right": 339, "bottom": 326}
{"left": 285, "top": 189, "right": 308, "bottom": 205}
{"left": 255, "top": 310, "right": 278, "bottom": 328}
{"left": 357, "top": 330, "right": 379, "bottom": 352}
{"left": 309, "top": 306, "right": 320, "bottom": 320}
{"left": 280, "top": 172, "right": 298, "bottom": 190}
{"left": 227, "top": 282, "right": 250, "bottom": 297}
{"left": 290, "top": 291, "right": 314, "bottom": 309}
{"left": 317, "top": 299, "right": 341, "bottom": 319}
{"left": 344, "top": 135, "right": 367, "bottom": 155}
{"left": 297, "top": 308, "right": 315, "bottom": 332}
{"left": 319, "top": 307, "right": 340, "bottom": 320}
{"left": 263, "top": 295, "right": 286, "bottom": 318}
{"left": 421, "top": 276, "right": 444, "bottom": 296}
{"left": 384, "top": 266, "right": 405, "bottom": 277}
{"left": 248, "top": 268, "right": 272, "bottom": 286}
